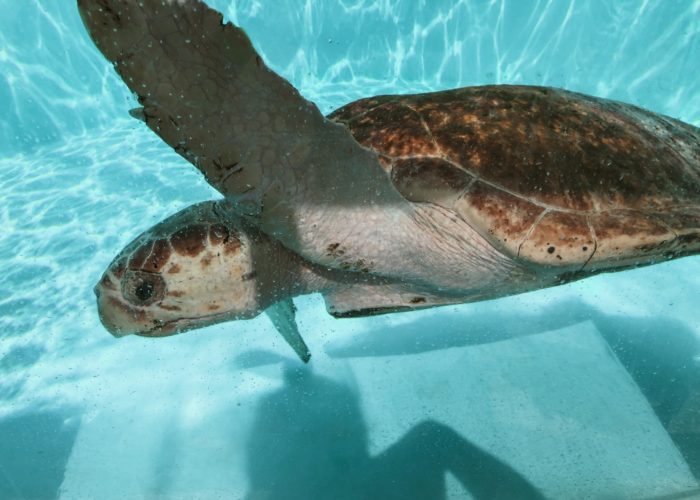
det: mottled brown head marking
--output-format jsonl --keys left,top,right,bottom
{"left": 171, "top": 224, "right": 207, "bottom": 257}
{"left": 144, "top": 238, "right": 172, "bottom": 272}
{"left": 200, "top": 252, "right": 214, "bottom": 268}
{"left": 223, "top": 235, "right": 242, "bottom": 255}
{"left": 111, "top": 260, "right": 126, "bottom": 280}
{"left": 128, "top": 240, "right": 153, "bottom": 269}
{"left": 209, "top": 223, "right": 230, "bottom": 245}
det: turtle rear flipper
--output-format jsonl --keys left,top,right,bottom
{"left": 324, "top": 283, "right": 467, "bottom": 319}
{"left": 78, "top": 0, "right": 394, "bottom": 228}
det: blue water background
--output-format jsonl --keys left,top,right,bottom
{"left": 1, "top": 1, "right": 699, "bottom": 498}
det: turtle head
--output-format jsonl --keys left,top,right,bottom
{"left": 94, "top": 200, "right": 281, "bottom": 338}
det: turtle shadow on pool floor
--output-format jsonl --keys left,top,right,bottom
{"left": 244, "top": 367, "right": 545, "bottom": 500}
{"left": 0, "top": 409, "right": 81, "bottom": 499}
{"left": 326, "top": 298, "right": 700, "bottom": 479}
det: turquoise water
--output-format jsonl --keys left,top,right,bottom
{"left": 1, "top": 1, "right": 700, "bottom": 498}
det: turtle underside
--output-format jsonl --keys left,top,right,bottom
{"left": 330, "top": 85, "right": 700, "bottom": 273}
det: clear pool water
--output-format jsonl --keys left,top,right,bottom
{"left": 1, "top": 1, "right": 699, "bottom": 498}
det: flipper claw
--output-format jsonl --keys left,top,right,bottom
{"left": 265, "top": 298, "right": 311, "bottom": 363}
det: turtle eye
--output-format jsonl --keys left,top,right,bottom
{"left": 122, "top": 269, "right": 166, "bottom": 306}
{"left": 135, "top": 280, "right": 155, "bottom": 301}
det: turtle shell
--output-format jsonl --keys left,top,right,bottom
{"left": 329, "top": 85, "right": 700, "bottom": 271}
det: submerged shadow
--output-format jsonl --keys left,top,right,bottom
{"left": 245, "top": 367, "right": 544, "bottom": 500}
{"left": 0, "top": 409, "right": 80, "bottom": 500}
{"left": 327, "top": 298, "right": 700, "bottom": 478}
{"left": 590, "top": 308, "right": 700, "bottom": 479}
{"left": 0, "top": 344, "right": 46, "bottom": 401}
{"left": 326, "top": 303, "right": 585, "bottom": 358}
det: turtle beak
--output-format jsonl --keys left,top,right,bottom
{"left": 94, "top": 282, "right": 145, "bottom": 338}
{"left": 95, "top": 293, "right": 134, "bottom": 338}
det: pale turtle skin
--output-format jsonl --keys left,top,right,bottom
{"left": 81, "top": 0, "right": 700, "bottom": 361}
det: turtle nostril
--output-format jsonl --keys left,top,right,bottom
{"left": 93, "top": 285, "right": 101, "bottom": 298}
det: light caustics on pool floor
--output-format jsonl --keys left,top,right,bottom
{"left": 1, "top": 1, "right": 700, "bottom": 499}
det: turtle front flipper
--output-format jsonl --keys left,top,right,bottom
{"left": 77, "top": 0, "right": 318, "bottom": 205}
{"left": 77, "top": 0, "right": 400, "bottom": 245}
{"left": 265, "top": 298, "right": 311, "bottom": 363}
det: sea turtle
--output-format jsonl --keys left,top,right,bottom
{"left": 81, "top": 0, "right": 700, "bottom": 361}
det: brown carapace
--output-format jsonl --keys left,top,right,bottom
{"left": 330, "top": 85, "right": 700, "bottom": 273}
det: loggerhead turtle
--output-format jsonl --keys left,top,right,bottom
{"left": 81, "top": 0, "right": 700, "bottom": 361}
